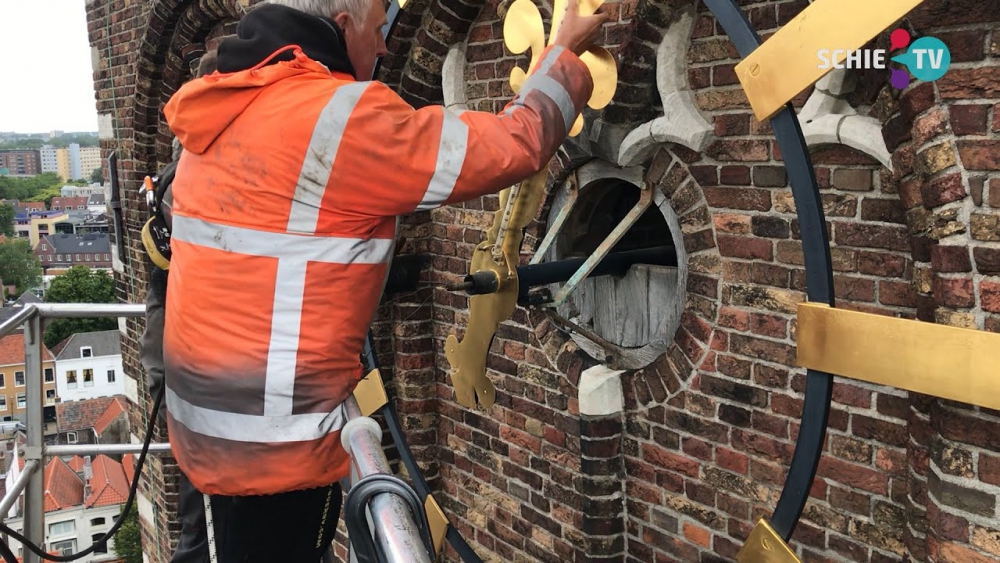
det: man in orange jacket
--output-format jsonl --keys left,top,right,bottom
{"left": 162, "top": 0, "right": 606, "bottom": 560}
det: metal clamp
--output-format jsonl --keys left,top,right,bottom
{"left": 345, "top": 474, "right": 436, "bottom": 563}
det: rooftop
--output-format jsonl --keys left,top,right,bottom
{"left": 53, "top": 330, "right": 121, "bottom": 361}
{"left": 0, "top": 333, "right": 55, "bottom": 367}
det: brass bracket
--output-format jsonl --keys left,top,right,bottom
{"left": 424, "top": 494, "right": 449, "bottom": 556}
{"left": 352, "top": 368, "right": 389, "bottom": 417}
{"left": 736, "top": 519, "right": 802, "bottom": 563}
{"left": 735, "top": 0, "right": 927, "bottom": 121}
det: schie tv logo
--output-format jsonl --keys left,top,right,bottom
{"left": 817, "top": 29, "right": 951, "bottom": 89}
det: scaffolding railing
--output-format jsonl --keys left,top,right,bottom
{"left": 0, "top": 302, "right": 429, "bottom": 563}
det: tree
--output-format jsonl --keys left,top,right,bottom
{"left": 112, "top": 503, "right": 143, "bottom": 563}
{"left": 42, "top": 266, "right": 117, "bottom": 349}
{"left": 0, "top": 204, "right": 14, "bottom": 237}
{"left": 0, "top": 240, "right": 41, "bottom": 299}
{"left": 0, "top": 172, "right": 62, "bottom": 201}
{"left": 90, "top": 167, "right": 104, "bottom": 184}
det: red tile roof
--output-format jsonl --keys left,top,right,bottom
{"left": 0, "top": 333, "right": 55, "bottom": 366}
{"left": 122, "top": 453, "right": 135, "bottom": 485}
{"left": 56, "top": 396, "right": 118, "bottom": 433}
{"left": 42, "top": 458, "right": 84, "bottom": 512}
{"left": 94, "top": 397, "right": 127, "bottom": 435}
{"left": 66, "top": 456, "right": 85, "bottom": 472}
{"left": 86, "top": 455, "right": 130, "bottom": 508}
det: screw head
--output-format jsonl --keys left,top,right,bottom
{"left": 750, "top": 63, "right": 761, "bottom": 76}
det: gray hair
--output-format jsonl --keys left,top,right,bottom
{"left": 267, "top": 0, "right": 370, "bottom": 26}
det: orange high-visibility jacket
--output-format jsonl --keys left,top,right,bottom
{"left": 162, "top": 44, "right": 593, "bottom": 496}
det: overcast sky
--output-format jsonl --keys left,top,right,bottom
{"left": 0, "top": 1, "right": 98, "bottom": 134}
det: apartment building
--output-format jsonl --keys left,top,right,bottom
{"left": 51, "top": 331, "right": 123, "bottom": 404}
{"left": 0, "top": 150, "right": 41, "bottom": 176}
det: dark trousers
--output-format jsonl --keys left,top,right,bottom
{"left": 171, "top": 470, "right": 342, "bottom": 563}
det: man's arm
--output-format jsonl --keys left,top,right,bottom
{"left": 325, "top": 44, "right": 594, "bottom": 217}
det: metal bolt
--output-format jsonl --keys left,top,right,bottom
{"left": 750, "top": 63, "right": 761, "bottom": 77}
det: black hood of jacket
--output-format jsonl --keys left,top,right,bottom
{"left": 216, "top": 4, "right": 356, "bottom": 78}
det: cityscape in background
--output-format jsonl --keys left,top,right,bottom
{"left": 0, "top": 129, "right": 129, "bottom": 561}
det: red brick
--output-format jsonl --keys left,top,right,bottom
{"left": 834, "top": 275, "right": 876, "bottom": 302}
{"left": 683, "top": 522, "right": 711, "bottom": 548}
{"left": 879, "top": 280, "right": 918, "bottom": 307}
{"left": 720, "top": 165, "right": 751, "bottom": 185}
{"left": 898, "top": 177, "right": 924, "bottom": 209}
{"left": 937, "top": 542, "right": 998, "bottom": 563}
{"left": 704, "top": 187, "right": 772, "bottom": 211}
{"left": 714, "top": 114, "right": 750, "bottom": 136}
{"left": 705, "top": 140, "right": 770, "bottom": 162}
{"left": 688, "top": 67, "right": 711, "bottom": 89}
{"left": 858, "top": 251, "right": 907, "bottom": 277}
{"left": 923, "top": 172, "right": 968, "bottom": 207}
{"left": 991, "top": 179, "right": 1000, "bottom": 208}
{"left": 750, "top": 313, "right": 787, "bottom": 338}
{"left": 932, "top": 245, "right": 973, "bottom": 273}
{"left": 936, "top": 29, "right": 987, "bottom": 62}
{"left": 960, "top": 141, "right": 1000, "bottom": 170}
{"left": 934, "top": 276, "right": 977, "bottom": 308}
{"left": 713, "top": 212, "right": 751, "bottom": 234}
{"left": 642, "top": 443, "right": 699, "bottom": 477}
{"left": 974, "top": 247, "right": 1000, "bottom": 275}
{"left": 900, "top": 82, "right": 937, "bottom": 121}
{"left": 981, "top": 454, "right": 1000, "bottom": 487}
{"left": 817, "top": 457, "right": 889, "bottom": 495}
{"left": 982, "top": 280, "right": 1000, "bottom": 313}
{"left": 831, "top": 382, "right": 872, "bottom": 408}
{"left": 718, "top": 307, "right": 750, "bottom": 331}
{"left": 950, "top": 104, "right": 989, "bottom": 136}
{"left": 939, "top": 67, "right": 1000, "bottom": 101}
{"left": 912, "top": 107, "right": 948, "bottom": 146}
{"left": 692, "top": 15, "right": 715, "bottom": 38}
{"left": 715, "top": 447, "right": 748, "bottom": 475}
{"left": 717, "top": 235, "right": 773, "bottom": 260}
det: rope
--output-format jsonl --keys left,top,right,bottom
{"left": 203, "top": 493, "right": 218, "bottom": 563}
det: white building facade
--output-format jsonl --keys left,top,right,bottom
{"left": 53, "top": 331, "right": 124, "bottom": 402}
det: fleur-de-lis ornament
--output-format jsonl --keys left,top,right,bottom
{"left": 503, "top": 0, "right": 618, "bottom": 136}
{"left": 445, "top": 0, "right": 618, "bottom": 410}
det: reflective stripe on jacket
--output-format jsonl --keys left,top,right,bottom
{"left": 161, "top": 44, "right": 593, "bottom": 496}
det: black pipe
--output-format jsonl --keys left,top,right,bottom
{"left": 446, "top": 245, "right": 676, "bottom": 296}
{"left": 516, "top": 244, "right": 676, "bottom": 297}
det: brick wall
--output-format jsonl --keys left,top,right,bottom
{"left": 84, "top": 0, "right": 1000, "bottom": 562}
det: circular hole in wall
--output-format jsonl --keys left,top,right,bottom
{"left": 541, "top": 162, "right": 688, "bottom": 370}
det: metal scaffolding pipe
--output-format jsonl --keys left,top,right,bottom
{"left": 32, "top": 303, "right": 146, "bottom": 318}
{"left": 23, "top": 315, "right": 43, "bottom": 563}
{"left": 0, "top": 306, "right": 36, "bottom": 340}
{"left": 44, "top": 443, "right": 172, "bottom": 457}
{"left": 343, "top": 397, "right": 432, "bottom": 563}
{"left": 0, "top": 460, "right": 39, "bottom": 519}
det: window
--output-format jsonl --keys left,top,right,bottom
{"left": 89, "top": 518, "right": 105, "bottom": 527}
{"left": 16, "top": 394, "right": 25, "bottom": 409}
{"left": 14, "top": 372, "right": 24, "bottom": 387}
{"left": 90, "top": 534, "right": 106, "bottom": 554}
{"left": 48, "top": 520, "right": 75, "bottom": 536}
{"left": 105, "top": 254, "right": 110, "bottom": 260}
{"left": 46, "top": 389, "right": 55, "bottom": 404}
{"left": 81, "top": 347, "right": 92, "bottom": 358}
{"left": 44, "top": 368, "right": 53, "bottom": 383}
{"left": 57, "top": 254, "right": 62, "bottom": 261}
{"left": 83, "top": 369, "right": 93, "bottom": 387}
{"left": 75, "top": 254, "right": 81, "bottom": 261}
{"left": 0, "top": 373, "right": 5, "bottom": 387}
{"left": 47, "top": 255, "right": 52, "bottom": 261}
{"left": 85, "top": 254, "right": 90, "bottom": 261}
{"left": 0, "top": 396, "right": 7, "bottom": 411}
{"left": 50, "top": 539, "right": 76, "bottom": 556}
{"left": 67, "top": 432, "right": 77, "bottom": 444}
{"left": 67, "top": 370, "right": 77, "bottom": 389}
{"left": 107, "top": 369, "right": 115, "bottom": 383}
